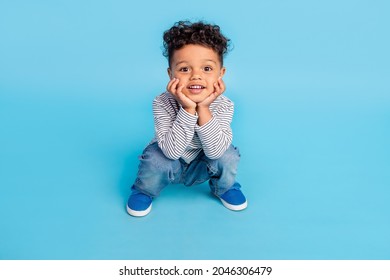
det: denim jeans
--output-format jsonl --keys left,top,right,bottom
{"left": 131, "top": 141, "right": 241, "bottom": 197}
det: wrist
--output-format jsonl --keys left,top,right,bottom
{"left": 196, "top": 106, "right": 212, "bottom": 126}
{"left": 196, "top": 104, "right": 210, "bottom": 113}
{"left": 183, "top": 106, "right": 197, "bottom": 115}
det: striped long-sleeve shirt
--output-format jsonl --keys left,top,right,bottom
{"left": 151, "top": 91, "right": 234, "bottom": 163}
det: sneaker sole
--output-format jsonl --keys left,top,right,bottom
{"left": 126, "top": 203, "right": 152, "bottom": 217}
{"left": 220, "top": 199, "right": 248, "bottom": 211}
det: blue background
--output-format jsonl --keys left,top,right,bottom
{"left": 1, "top": 0, "right": 389, "bottom": 259}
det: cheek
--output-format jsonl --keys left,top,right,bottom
{"left": 178, "top": 79, "right": 189, "bottom": 88}
{"left": 175, "top": 74, "right": 188, "bottom": 82}
{"left": 207, "top": 76, "right": 218, "bottom": 86}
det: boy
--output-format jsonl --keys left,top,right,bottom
{"left": 127, "top": 21, "right": 247, "bottom": 217}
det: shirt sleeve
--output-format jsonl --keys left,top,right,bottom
{"left": 195, "top": 98, "right": 234, "bottom": 159}
{"left": 153, "top": 98, "right": 198, "bottom": 160}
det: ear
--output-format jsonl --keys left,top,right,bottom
{"left": 167, "top": 68, "right": 173, "bottom": 79}
{"left": 219, "top": 67, "right": 226, "bottom": 78}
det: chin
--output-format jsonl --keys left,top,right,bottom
{"left": 188, "top": 96, "right": 207, "bottom": 104}
{"left": 186, "top": 92, "right": 210, "bottom": 103}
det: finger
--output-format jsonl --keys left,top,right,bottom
{"left": 213, "top": 81, "right": 223, "bottom": 97}
{"left": 177, "top": 92, "right": 188, "bottom": 103}
{"left": 167, "top": 78, "right": 180, "bottom": 94}
{"left": 177, "top": 83, "right": 185, "bottom": 94}
{"left": 200, "top": 93, "right": 216, "bottom": 105}
{"left": 208, "top": 93, "right": 217, "bottom": 101}
{"left": 217, "top": 77, "right": 226, "bottom": 93}
{"left": 178, "top": 91, "right": 196, "bottom": 108}
{"left": 176, "top": 85, "right": 190, "bottom": 102}
{"left": 166, "top": 78, "right": 175, "bottom": 92}
{"left": 214, "top": 77, "right": 225, "bottom": 94}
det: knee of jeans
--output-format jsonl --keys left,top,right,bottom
{"left": 209, "top": 145, "right": 240, "bottom": 173}
{"left": 218, "top": 145, "right": 240, "bottom": 165}
{"left": 139, "top": 143, "right": 179, "bottom": 175}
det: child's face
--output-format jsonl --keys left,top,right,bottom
{"left": 168, "top": 44, "right": 226, "bottom": 104}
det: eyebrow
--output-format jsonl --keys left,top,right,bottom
{"left": 174, "top": 59, "right": 218, "bottom": 66}
{"left": 174, "top": 60, "right": 188, "bottom": 66}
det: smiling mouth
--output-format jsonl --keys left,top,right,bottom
{"left": 187, "top": 85, "right": 206, "bottom": 94}
{"left": 187, "top": 85, "right": 206, "bottom": 90}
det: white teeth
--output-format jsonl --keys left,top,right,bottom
{"left": 189, "top": 85, "right": 204, "bottom": 89}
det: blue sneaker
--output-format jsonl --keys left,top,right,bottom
{"left": 219, "top": 189, "right": 247, "bottom": 211}
{"left": 127, "top": 192, "right": 152, "bottom": 217}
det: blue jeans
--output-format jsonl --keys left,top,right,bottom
{"left": 131, "top": 141, "right": 241, "bottom": 197}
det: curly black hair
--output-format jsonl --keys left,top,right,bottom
{"left": 163, "top": 21, "right": 230, "bottom": 66}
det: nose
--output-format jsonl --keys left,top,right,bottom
{"left": 190, "top": 69, "right": 202, "bottom": 80}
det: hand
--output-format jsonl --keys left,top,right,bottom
{"left": 197, "top": 77, "right": 226, "bottom": 108}
{"left": 166, "top": 78, "right": 197, "bottom": 113}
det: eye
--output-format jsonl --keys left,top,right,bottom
{"left": 204, "top": 66, "right": 213, "bottom": 72}
{"left": 179, "top": 67, "right": 189, "bottom": 72}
